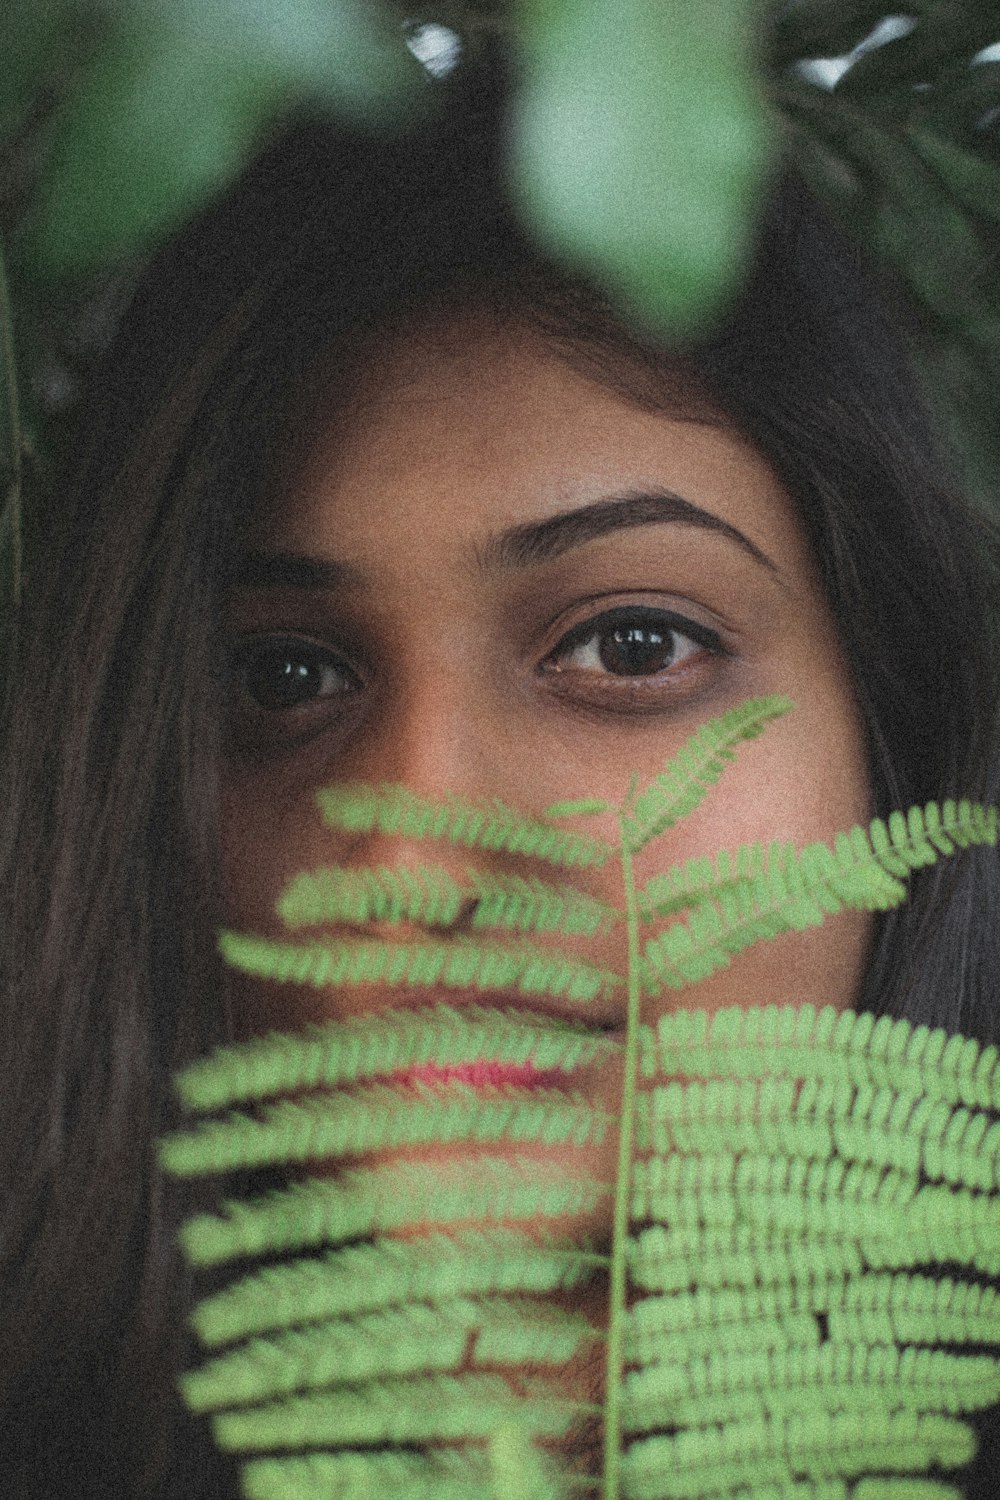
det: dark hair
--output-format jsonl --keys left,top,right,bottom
{"left": 2, "top": 57, "right": 998, "bottom": 1498}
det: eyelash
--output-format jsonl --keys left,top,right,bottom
{"left": 226, "top": 606, "right": 725, "bottom": 746}
{"left": 543, "top": 606, "right": 723, "bottom": 685}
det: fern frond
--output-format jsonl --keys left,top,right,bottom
{"left": 240, "top": 1447, "right": 512, "bottom": 1500}
{"left": 175, "top": 1004, "right": 618, "bottom": 1113}
{"left": 625, "top": 1274, "right": 1000, "bottom": 1369}
{"left": 163, "top": 664, "right": 1000, "bottom": 1500}
{"left": 219, "top": 930, "right": 621, "bottom": 1004}
{"left": 620, "top": 695, "right": 793, "bottom": 854}
{"left": 640, "top": 801, "right": 997, "bottom": 994}
{"left": 316, "top": 783, "right": 614, "bottom": 868}
{"left": 277, "top": 863, "right": 618, "bottom": 938}
{"left": 185, "top": 1300, "right": 483, "bottom": 1413}
{"left": 468, "top": 871, "right": 618, "bottom": 937}
{"left": 161, "top": 1082, "right": 611, "bottom": 1177}
{"left": 192, "top": 1229, "right": 602, "bottom": 1347}
{"left": 278, "top": 864, "right": 466, "bottom": 930}
{"left": 630, "top": 1149, "right": 922, "bottom": 1237}
{"left": 180, "top": 1157, "right": 606, "bottom": 1267}
{"left": 183, "top": 1296, "right": 598, "bottom": 1414}
{"left": 211, "top": 1371, "right": 585, "bottom": 1452}
{"left": 624, "top": 1342, "right": 1000, "bottom": 1433}
{"left": 634, "top": 1078, "right": 1000, "bottom": 1194}
{"left": 622, "top": 1410, "right": 976, "bottom": 1496}
{"left": 647, "top": 1006, "right": 1000, "bottom": 1113}
{"left": 628, "top": 1224, "right": 866, "bottom": 1294}
{"left": 638, "top": 840, "right": 779, "bottom": 921}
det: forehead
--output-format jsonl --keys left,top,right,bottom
{"left": 253, "top": 314, "right": 815, "bottom": 588}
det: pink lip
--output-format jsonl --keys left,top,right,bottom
{"left": 391, "top": 1060, "right": 570, "bottom": 1089}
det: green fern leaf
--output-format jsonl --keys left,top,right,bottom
{"left": 543, "top": 797, "right": 610, "bottom": 818}
{"left": 316, "top": 783, "right": 614, "bottom": 867}
{"left": 180, "top": 1157, "right": 606, "bottom": 1268}
{"left": 468, "top": 871, "right": 618, "bottom": 937}
{"left": 638, "top": 840, "right": 776, "bottom": 921}
{"left": 219, "top": 930, "right": 621, "bottom": 1004}
{"left": 174, "top": 1005, "right": 618, "bottom": 1114}
{"left": 211, "top": 1372, "right": 584, "bottom": 1453}
{"left": 646, "top": 1005, "right": 1000, "bottom": 1113}
{"left": 160, "top": 1082, "right": 611, "bottom": 1177}
{"left": 277, "top": 863, "right": 618, "bottom": 937}
{"left": 240, "top": 1447, "right": 506, "bottom": 1500}
{"left": 278, "top": 864, "right": 465, "bottom": 930}
{"left": 641, "top": 802, "right": 997, "bottom": 995}
{"left": 182, "top": 1295, "right": 598, "bottom": 1414}
{"left": 620, "top": 1410, "right": 975, "bottom": 1494}
{"left": 621, "top": 695, "right": 793, "bottom": 854}
{"left": 192, "top": 1229, "right": 602, "bottom": 1348}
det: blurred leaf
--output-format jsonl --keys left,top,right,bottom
{"left": 510, "top": 0, "right": 776, "bottom": 339}
{"left": 0, "top": 0, "right": 72, "bottom": 134}
{"left": 32, "top": 0, "right": 426, "bottom": 274}
{"left": 924, "top": 58, "right": 1000, "bottom": 130}
{"left": 768, "top": 0, "right": 897, "bottom": 70}
{"left": 837, "top": 19, "right": 998, "bottom": 97}
{"left": 908, "top": 125, "right": 1000, "bottom": 224}
{"left": 176, "top": 0, "right": 425, "bottom": 112}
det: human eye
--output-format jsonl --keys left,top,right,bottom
{"left": 541, "top": 604, "right": 726, "bottom": 702}
{"left": 226, "top": 634, "right": 362, "bottom": 749}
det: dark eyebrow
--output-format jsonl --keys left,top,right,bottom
{"left": 478, "top": 489, "right": 781, "bottom": 577}
{"left": 232, "top": 487, "right": 781, "bottom": 595}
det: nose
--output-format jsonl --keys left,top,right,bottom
{"left": 320, "top": 668, "right": 521, "bottom": 936}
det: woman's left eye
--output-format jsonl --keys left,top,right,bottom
{"left": 545, "top": 607, "right": 721, "bottom": 678}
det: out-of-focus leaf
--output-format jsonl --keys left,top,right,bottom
{"left": 908, "top": 126, "right": 1000, "bottom": 225}
{"left": 923, "top": 58, "right": 1000, "bottom": 133}
{"left": 0, "top": 0, "right": 71, "bottom": 134}
{"left": 32, "top": 0, "right": 426, "bottom": 274}
{"left": 509, "top": 0, "right": 775, "bottom": 340}
{"left": 174, "top": 0, "right": 424, "bottom": 113}
{"left": 768, "top": 0, "right": 895, "bottom": 71}
{"left": 837, "top": 12, "right": 1000, "bottom": 95}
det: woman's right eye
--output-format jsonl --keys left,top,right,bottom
{"left": 230, "top": 637, "right": 360, "bottom": 713}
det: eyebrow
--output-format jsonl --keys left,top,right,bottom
{"left": 232, "top": 487, "right": 782, "bottom": 593}
{"left": 478, "top": 488, "right": 781, "bottom": 576}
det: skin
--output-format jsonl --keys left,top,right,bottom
{"left": 219, "top": 313, "right": 873, "bottom": 1450}
{"left": 222, "top": 313, "right": 871, "bottom": 1023}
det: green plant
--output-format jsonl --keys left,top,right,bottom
{"left": 160, "top": 697, "right": 1000, "bottom": 1499}
{"left": 2, "top": 4, "right": 998, "bottom": 632}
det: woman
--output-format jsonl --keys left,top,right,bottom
{"left": 1, "top": 47, "right": 998, "bottom": 1499}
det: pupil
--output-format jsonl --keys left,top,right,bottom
{"left": 246, "top": 651, "right": 318, "bottom": 710}
{"left": 599, "top": 622, "right": 675, "bottom": 676}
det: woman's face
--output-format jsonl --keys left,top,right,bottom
{"left": 219, "top": 313, "right": 872, "bottom": 1445}
{"left": 222, "top": 315, "right": 872, "bottom": 1050}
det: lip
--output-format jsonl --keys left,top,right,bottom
{"left": 390, "top": 1059, "right": 583, "bottom": 1089}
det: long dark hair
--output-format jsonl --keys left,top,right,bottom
{"left": 2, "top": 55, "right": 998, "bottom": 1498}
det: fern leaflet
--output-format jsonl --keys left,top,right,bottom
{"left": 317, "top": 783, "right": 614, "bottom": 867}
{"left": 621, "top": 695, "right": 792, "bottom": 853}
{"left": 278, "top": 862, "right": 617, "bottom": 937}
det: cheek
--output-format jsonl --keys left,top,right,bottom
{"left": 628, "top": 691, "right": 873, "bottom": 1020}
{"left": 219, "top": 774, "right": 336, "bottom": 1036}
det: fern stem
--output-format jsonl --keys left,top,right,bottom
{"left": 604, "top": 822, "right": 641, "bottom": 1500}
